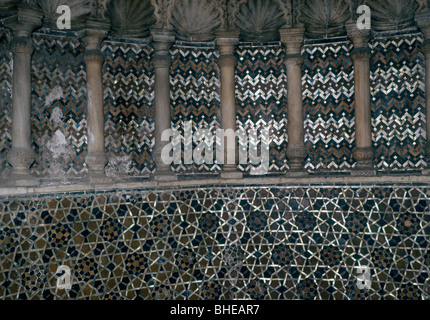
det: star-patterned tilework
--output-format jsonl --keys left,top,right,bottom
{"left": 0, "top": 185, "right": 429, "bottom": 300}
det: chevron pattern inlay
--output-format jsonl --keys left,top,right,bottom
{"left": 370, "top": 35, "right": 427, "bottom": 171}
{"left": 236, "top": 43, "right": 288, "bottom": 173}
{"left": 31, "top": 34, "right": 88, "bottom": 177}
{"left": 302, "top": 41, "right": 356, "bottom": 172}
{"left": 103, "top": 41, "right": 155, "bottom": 176}
{"left": 170, "top": 44, "right": 221, "bottom": 173}
{"left": 0, "top": 30, "right": 12, "bottom": 175}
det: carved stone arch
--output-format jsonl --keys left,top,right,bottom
{"left": 367, "top": 0, "right": 417, "bottom": 32}
{"left": 235, "top": 0, "right": 286, "bottom": 41}
{"left": 299, "top": 0, "right": 351, "bottom": 39}
{"left": 37, "top": 0, "right": 92, "bottom": 30}
{"left": 108, "top": 0, "right": 156, "bottom": 38}
{"left": 171, "top": 0, "right": 221, "bottom": 42}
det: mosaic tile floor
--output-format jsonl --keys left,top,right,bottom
{"left": 0, "top": 184, "right": 429, "bottom": 300}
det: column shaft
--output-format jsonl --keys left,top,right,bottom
{"left": 353, "top": 57, "right": 372, "bottom": 150}
{"left": 151, "top": 28, "right": 177, "bottom": 181}
{"left": 216, "top": 31, "right": 242, "bottom": 179}
{"left": 153, "top": 56, "right": 173, "bottom": 174}
{"left": 280, "top": 28, "right": 308, "bottom": 175}
{"left": 11, "top": 40, "right": 33, "bottom": 153}
{"left": 84, "top": 25, "right": 109, "bottom": 183}
{"left": 346, "top": 24, "right": 375, "bottom": 174}
{"left": 86, "top": 54, "right": 105, "bottom": 154}
{"left": 6, "top": 7, "right": 43, "bottom": 186}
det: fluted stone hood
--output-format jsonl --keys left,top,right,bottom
{"left": 0, "top": 0, "right": 429, "bottom": 41}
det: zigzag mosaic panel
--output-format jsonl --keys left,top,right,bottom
{"left": 170, "top": 43, "right": 221, "bottom": 173}
{"left": 0, "top": 30, "right": 12, "bottom": 175}
{"left": 102, "top": 40, "right": 155, "bottom": 176}
{"left": 302, "top": 40, "right": 356, "bottom": 172}
{"left": 235, "top": 43, "right": 289, "bottom": 173}
{"left": 31, "top": 34, "right": 88, "bottom": 177}
{"left": 0, "top": 185, "right": 429, "bottom": 300}
{"left": 370, "top": 34, "right": 427, "bottom": 171}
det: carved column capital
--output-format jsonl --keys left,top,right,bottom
{"left": 280, "top": 27, "right": 305, "bottom": 55}
{"left": 5, "top": 5, "right": 43, "bottom": 38}
{"left": 351, "top": 47, "right": 372, "bottom": 61}
{"left": 346, "top": 23, "right": 371, "bottom": 48}
{"left": 151, "top": 28, "right": 176, "bottom": 56}
{"left": 10, "top": 36, "right": 34, "bottom": 54}
{"left": 215, "top": 30, "right": 240, "bottom": 56}
{"left": 84, "top": 20, "right": 109, "bottom": 51}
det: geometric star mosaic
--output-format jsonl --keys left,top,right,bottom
{"left": 0, "top": 185, "right": 428, "bottom": 300}
{"left": 370, "top": 34, "right": 427, "bottom": 171}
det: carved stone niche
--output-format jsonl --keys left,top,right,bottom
{"left": 367, "top": 0, "right": 417, "bottom": 32}
{"left": 235, "top": 0, "right": 285, "bottom": 42}
{"left": 171, "top": 0, "right": 221, "bottom": 42}
{"left": 108, "top": 0, "right": 156, "bottom": 38}
{"left": 37, "top": 0, "right": 92, "bottom": 30}
{"left": 299, "top": 0, "right": 350, "bottom": 39}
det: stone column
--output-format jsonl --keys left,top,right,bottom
{"left": 346, "top": 23, "right": 376, "bottom": 175}
{"left": 280, "top": 28, "right": 308, "bottom": 176}
{"left": 215, "top": 30, "right": 242, "bottom": 179}
{"left": 416, "top": 11, "right": 430, "bottom": 174}
{"left": 84, "top": 21, "right": 110, "bottom": 184}
{"left": 151, "top": 28, "right": 178, "bottom": 182}
{"left": 6, "top": 6, "right": 42, "bottom": 187}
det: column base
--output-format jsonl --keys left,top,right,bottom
{"left": 154, "top": 171, "right": 178, "bottom": 182}
{"left": 220, "top": 170, "right": 243, "bottom": 179}
{"left": 351, "top": 163, "right": 377, "bottom": 176}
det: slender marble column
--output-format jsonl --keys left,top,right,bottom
{"left": 280, "top": 28, "right": 308, "bottom": 176}
{"left": 215, "top": 30, "right": 242, "bottom": 179}
{"left": 416, "top": 11, "right": 430, "bottom": 174}
{"left": 346, "top": 23, "right": 376, "bottom": 175}
{"left": 84, "top": 22, "right": 110, "bottom": 183}
{"left": 6, "top": 7, "right": 42, "bottom": 187}
{"left": 151, "top": 28, "right": 178, "bottom": 181}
